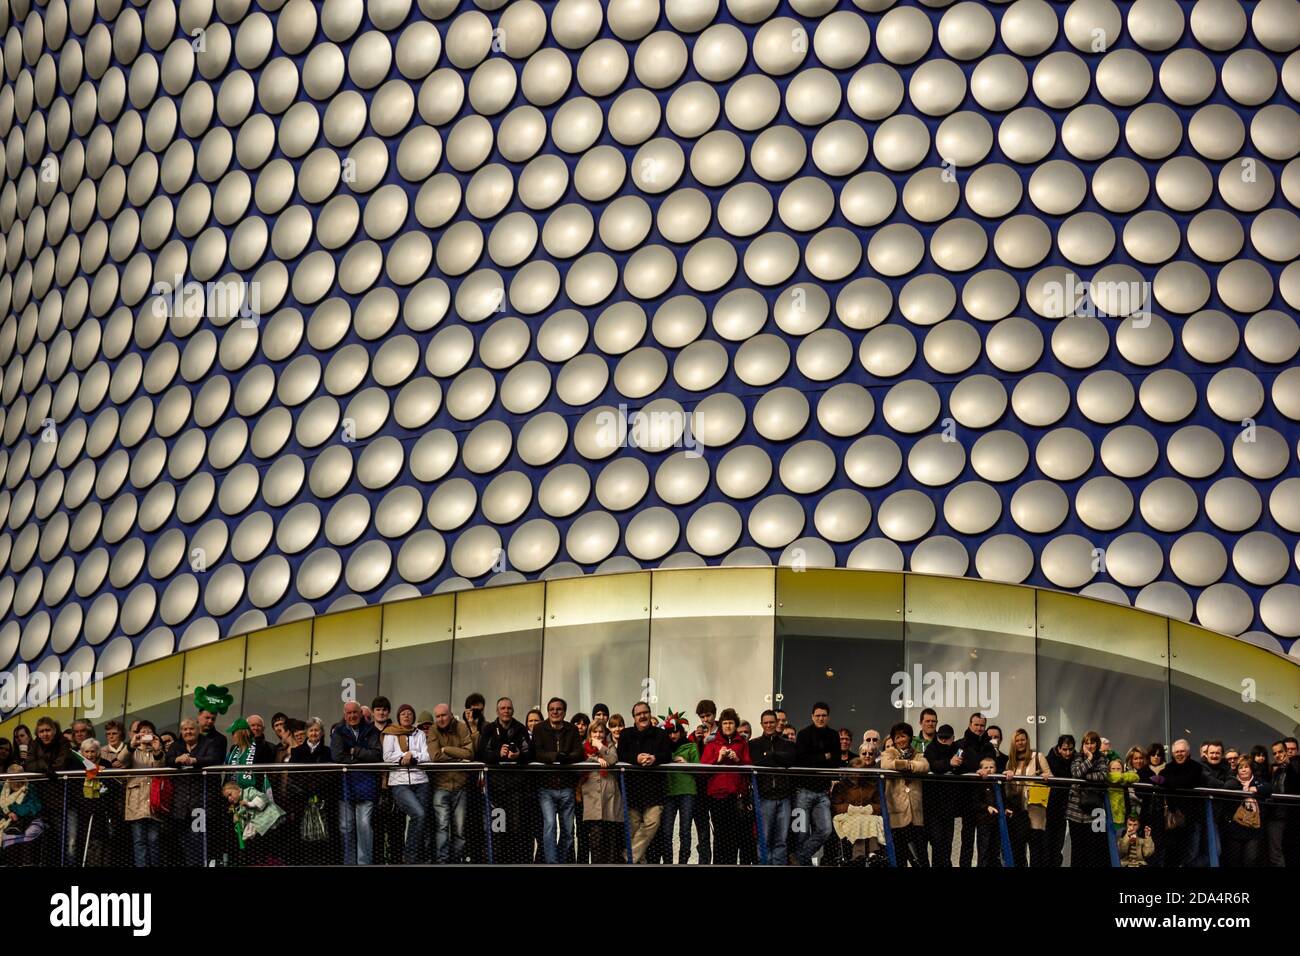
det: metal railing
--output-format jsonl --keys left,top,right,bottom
{"left": 1, "top": 763, "right": 1294, "bottom": 868}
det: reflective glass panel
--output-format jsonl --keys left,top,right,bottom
{"left": 1170, "top": 621, "right": 1300, "bottom": 748}
{"left": 1036, "top": 592, "right": 1168, "bottom": 750}
{"left": 241, "top": 621, "right": 311, "bottom": 723}
{"left": 903, "top": 576, "right": 1036, "bottom": 748}
{"left": 124, "top": 656, "right": 185, "bottom": 736}
{"left": 379, "top": 595, "right": 454, "bottom": 714}
{"left": 542, "top": 572, "right": 650, "bottom": 717}
{"left": 310, "top": 607, "right": 381, "bottom": 727}
{"left": 452, "top": 583, "right": 544, "bottom": 715}
{"left": 650, "top": 568, "right": 775, "bottom": 722}
{"left": 776, "top": 568, "right": 904, "bottom": 742}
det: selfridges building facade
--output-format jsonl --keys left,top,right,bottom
{"left": 0, "top": 0, "right": 1297, "bottom": 739}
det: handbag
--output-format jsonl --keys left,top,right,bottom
{"left": 1025, "top": 754, "right": 1050, "bottom": 807}
{"left": 148, "top": 775, "right": 174, "bottom": 816}
{"left": 1231, "top": 801, "right": 1261, "bottom": 829}
{"left": 300, "top": 794, "right": 328, "bottom": 843}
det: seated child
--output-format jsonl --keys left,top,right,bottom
{"left": 222, "top": 779, "right": 285, "bottom": 855}
{"left": 831, "top": 757, "right": 885, "bottom": 865}
{"left": 1, "top": 765, "right": 46, "bottom": 864}
{"left": 1117, "top": 817, "right": 1155, "bottom": 867}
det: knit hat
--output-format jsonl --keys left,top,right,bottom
{"left": 397, "top": 703, "right": 417, "bottom": 723}
{"left": 227, "top": 717, "right": 251, "bottom": 734}
{"left": 416, "top": 710, "right": 435, "bottom": 727}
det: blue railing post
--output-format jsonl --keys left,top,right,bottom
{"left": 751, "top": 771, "right": 768, "bottom": 865}
{"left": 482, "top": 769, "right": 495, "bottom": 865}
{"left": 619, "top": 767, "right": 633, "bottom": 863}
{"left": 1204, "top": 796, "right": 1220, "bottom": 867}
{"left": 1102, "top": 788, "right": 1121, "bottom": 868}
{"left": 876, "top": 774, "right": 898, "bottom": 866}
{"left": 994, "top": 781, "right": 1015, "bottom": 867}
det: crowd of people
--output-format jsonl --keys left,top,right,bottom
{"left": 2, "top": 694, "right": 1297, "bottom": 869}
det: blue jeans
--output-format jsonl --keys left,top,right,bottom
{"left": 339, "top": 800, "right": 375, "bottom": 865}
{"left": 759, "top": 796, "right": 791, "bottom": 865}
{"left": 663, "top": 794, "right": 695, "bottom": 863}
{"left": 539, "top": 787, "right": 576, "bottom": 864}
{"left": 432, "top": 788, "right": 468, "bottom": 863}
{"left": 131, "top": 819, "right": 161, "bottom": 867}
{"left": 793, "top": 789, "right": 833, "bottom": 865}
{"left": 392, "top": 783, "right": 430, "bottom": 864}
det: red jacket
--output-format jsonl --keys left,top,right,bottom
{"left": 702, "top": 733, "right": 751, "bottom": 799}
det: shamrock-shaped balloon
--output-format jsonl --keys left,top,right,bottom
{"left": 194, "top": 684, "right": 234, "bottom": 715}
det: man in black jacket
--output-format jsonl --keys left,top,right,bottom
{"left": 922, "top": 724, "right": 959, "bottom": 866}
{"left": 617, "top": 700, "right": 674, "bottom": 862}
{"left": 195, "top": 708, "right": 228, "bottom": 766}
{"left": 950, "top": 712, "right": 998, "bottom": 867}
{"left": 1162, "top": 738, "right": 1224, "bottom": 866}
{"left": 476, "top": 697, "right": 533, "bottom": 863}
{"left": 532, "top": 697, "right": 584, "bottom": 864}
{"left": 1267, "top": 739, "right": 1300, "bottom": 867}
{"left": 751, "top": 709, "right": 796, "bottom": 865}
{"left": 792, "top": 702, "right": 839, "bottom": 865}
{"left": 1044, "top": 735, "right": 1075, "bottom": 867}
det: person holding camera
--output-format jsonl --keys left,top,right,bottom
{"left": 475, "top": 696, "right": 533, "bottom": 863}
{"left": 702, "top": 708, "right": 752, "bottom": 865}
{"left": 123, "top": 720, "right": 165, "bottom": 867}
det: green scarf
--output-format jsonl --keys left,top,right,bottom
{"left": 227, "top": 745, "right": 256, "bottom": 788}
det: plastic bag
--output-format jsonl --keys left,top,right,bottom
{"left": 301, "top": 794, "right": 328, "bottom": 843}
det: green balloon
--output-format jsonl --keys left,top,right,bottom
{"left": 194, "top": 684, "right": 234, "bottom": 715}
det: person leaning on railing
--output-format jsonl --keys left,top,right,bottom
{"left": 1267, "top": 739, "right": 1300, "bottom": 867}
{"left": 919, "top": 723, "right": 958, "bottom": 867}
{"left": 532, "top": 696, "right": 585, "bottom": 865}
{"left": 330, "top": 700, "right": 383, "bottom": 866}
{"left": 427, "top": 703, "right": 476, "bottom": 864}
{"left": 659, "top": 714, "right": 700, "bottom": 864}
{"left": 25, "top": 716, "right": 75, "bottom": 866}
{"left": 702, "top": 707, "right": 751, "bottom": 865}
{"left": 750, "top": 709, "right": 795, "bottom": 866}
{"left": 382, "top": 704, "right": 432, "bottom": 865}
{"left": 124, "top": 719, "right": 165, "bottom": 867}
{"left": 616, "top": 701, "right": 674, "bottom": 863}
{"left": 580, "top": 719, "right": 624, "bottom": 863}
{"left": 1003, "top": 729, "right": 1051, "bottom": 868}
{"left": 1066, "top": 731, "right": 1110, "bottom": 868}
{"left": 165, "top": 718, "right": 213, "bottom": 867}
{"left": 1044, "top": 735, "right": 1075, "bottom": 867}
{"left": 880, "top": 721, "right": 929, "bottom": 867}
{"left": 1221, "top": 754, "right": 1271, "bottom": 867}
{"left": 792, "top": 701, "right": 840, "bottom": 866}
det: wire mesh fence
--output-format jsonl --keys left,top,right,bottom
{"left": 1, "top": 764, "right": 1295, "bottom": 867}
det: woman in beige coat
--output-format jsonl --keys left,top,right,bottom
{"left": 1003, "top": 729, "right": 1052, "bottom": 867}
{"left": 580, "top": 720, "right": 624, "bottom": 863}
{"left": 879, "top": 721, "right": 929, "bottom": 867}
{"left": 123, "top": 719, "right": 165, "bottom": 867}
